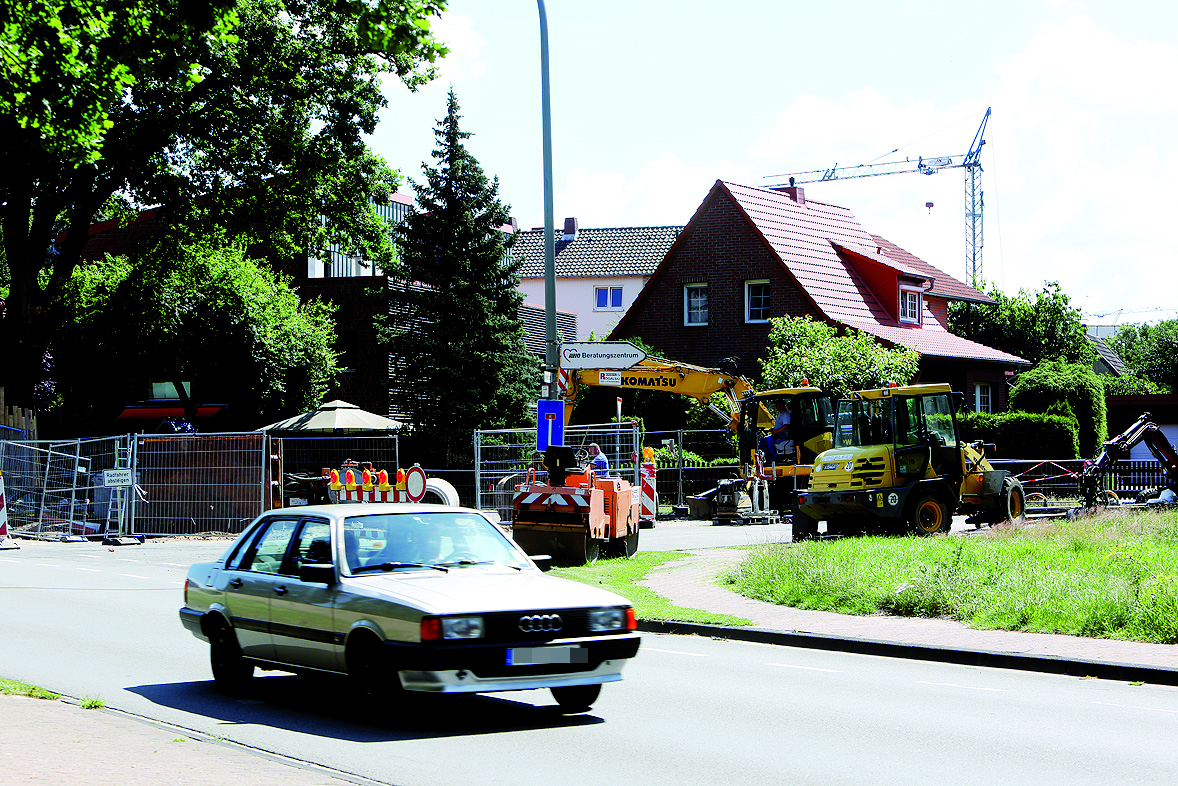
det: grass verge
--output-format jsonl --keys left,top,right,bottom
{"left": 722, "top": 507, "right": 1178, "bottom": 643}
{"left": 0, "top": 678, "right": 60, "bottom": 700}
{"left": 551, "top": 552, "right": 753, "bottom": 626}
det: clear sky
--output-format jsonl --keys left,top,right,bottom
{"left": 369, "top": 0, "right": 1178, "bottom": 326}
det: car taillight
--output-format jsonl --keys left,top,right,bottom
{"left": 624, "top": 607, "right": 637, "bottom": 630}
{"left": 420, "top": 617, "right": 442, "bottom": 640}
{"left": 184, "top": 579, "right": 191, "bottom": 605}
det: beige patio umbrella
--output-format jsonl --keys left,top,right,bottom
{"left": 259, "top": 400, "right": 404, "bottom": 433}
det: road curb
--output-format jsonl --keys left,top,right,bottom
{"left": 636, "top": 619, "right": 1178, "bottom": 686}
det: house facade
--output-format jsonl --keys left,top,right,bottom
{"left": 609, "top": 180, "right": 1028, "bottom": 411}
{"left": 512, "top": 218, "right": 682, "bottom": 340}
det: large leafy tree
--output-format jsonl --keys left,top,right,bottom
{"left": 1108, "top": 320, "right": 1178, "bottom": 393}
{"left": 54, "top": 236, "right": 339, "bottom": 431}
{"left": 948, "top": 281, "right": 1095, "bottom": 365}
{"left": 385, "top": 89, "right": 538, "bottom": 466}
{"left": 760, "top": 316, "right": 920, "bottom": 398}
{"left": 0, "top": 0, "right": 447, "bottom": 406}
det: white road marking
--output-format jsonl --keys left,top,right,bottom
{"left": 1095, "top": 702, "right": 1178, "bottom": 714}
{"left": 770, "top": 663, "right": 844, "bottom": 673}
{"left": 75, "top": 567, "right": 100, "bottom": 572}
{"left": 78, "top": 554, "right": 99, "bottom": 559}
{"left": 916, "top": 681, "right": 1006, "bottom": 693}
{"left": 644, "top": 647, "right": 709, "bottom": 657}
{"left": 36, "top": 563, "right": 60, "bottom": 568}
{"left": 160, "top": 563, "right": 187, "bottom": 567}
{"left": 119, "top": 573, "right": 151, "bottom": 580}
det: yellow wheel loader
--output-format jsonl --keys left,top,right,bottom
{"left": 797, "top": 383, "right": 1024, "bottom": 536}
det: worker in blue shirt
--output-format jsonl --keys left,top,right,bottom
{"left": 587, "top": 443, "right": 611, "bottom": 475}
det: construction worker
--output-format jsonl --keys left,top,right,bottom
{"left": 586, "top": 443, "right": 611, "bottom": 475}
{"left": 759, "top": 398, "right": 794, "bottom": 463}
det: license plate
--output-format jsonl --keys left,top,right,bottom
{"left": 821, "top": 462, "right": 840, "bottom": 471}
{"left": 506, "top": 646, "right": 588, "bottom": 666}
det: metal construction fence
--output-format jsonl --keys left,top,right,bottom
{"left": 474, "top": 422, "right": 641, "bottom": 524}
{"left": 990, "top": 458, "right": 1170, "bottom": 503}
{"left": 0, "top": 436, "right": 132, "bottom": 540}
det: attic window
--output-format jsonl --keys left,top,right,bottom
{"left": 899, "top": 288, "right": 922, "bottom": 325}
{"left": 595, "top": 286, "right": 624, "bottom": 311}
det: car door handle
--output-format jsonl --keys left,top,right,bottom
{"left": 229, "top": 578, "right": 243, "bottom": 589}
{"left": 274, "top": 585, "right": 287, "bottom": 596}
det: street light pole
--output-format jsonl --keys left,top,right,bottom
{"left": 537, "top": 0, "right": 558, "bottom": 400}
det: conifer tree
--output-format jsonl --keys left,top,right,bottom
{"left": 388, "top": 90, "right": 538, "bottom": 464}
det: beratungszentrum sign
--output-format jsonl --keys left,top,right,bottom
{"left": 559, "top": 342, "right": 647, "bottom": 370}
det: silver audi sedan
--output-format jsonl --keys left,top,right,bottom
{"left": 179, "top": 504, "right": 640, "bottom": 712}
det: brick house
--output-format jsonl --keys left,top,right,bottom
{"left": 609, "top": 180, "right": 1028, "bottom": 411}
{"left": 512, "top": 218, "right": 682, "bottom": 340}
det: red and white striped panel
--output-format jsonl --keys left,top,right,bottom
{"left": 640, "top": 462, "right": 657, "bottom": 523}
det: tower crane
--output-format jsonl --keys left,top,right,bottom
{"left": 763, "top": 107, "right": 991, "bottom": 289}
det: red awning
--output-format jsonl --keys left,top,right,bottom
{"left": 117, "top": 405, "right": 224, "bottom": 419}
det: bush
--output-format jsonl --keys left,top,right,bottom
{"left": 1009, "top": 360, "right": 1107, "bottom": 457}
{"left": 958, "top": 411, "right": 1080, "bottom": 459}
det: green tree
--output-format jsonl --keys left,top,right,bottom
{"left": 1100, "top": 374, "right": 1170, "bottom": 396}
{"left": 0, "top": 0, "right": 447, "bottom": 407}
{"left": 1007, "top": 359, "right": 1107, "bottom": 458}
{"left": 1108, "top": 320, "right": 1178, "bottom": 392}
{"left": 760, "top": 316, "right": 920, "bottom": 398}
{"left": 54, "top": 236, "right": 339, "bottom": 431}
{"left": 384, "top": 90, "right": 538, "bottom": 466}
{"left": 948, "top": 281, "right": 1095, "bottom": 365}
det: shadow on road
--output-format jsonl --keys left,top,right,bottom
{"left": 126, "top": 674, "right": 603, "bottom": 742}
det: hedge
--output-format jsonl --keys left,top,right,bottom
{"left": 958, "top": 410, "right": 1080, "bottom": 460}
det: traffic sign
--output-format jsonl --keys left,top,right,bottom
{"left": 536, "top": 399, "right": 566, "bottom": 451}
{"left": 102, "top": 469, "right": 134, "bottom": 487}
{"left": 559, "top": 342, "right": 647, "bottom": 369}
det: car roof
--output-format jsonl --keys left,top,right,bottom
{"left": 264, "top": 503, "right": 482, "bottom": 520}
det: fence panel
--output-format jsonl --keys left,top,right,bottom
{"left": 0, "top": 436, "right": 131, "bottom": 540}
{"left": 475, "top": 422, "right": 640, "bottom": 524}
{"left": 134, "top": 433, "right": 269, "bottom": 536}
{"left": 985, "top": 458, "right": 1168, "bottom": 504}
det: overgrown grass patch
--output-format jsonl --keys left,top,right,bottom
{"left": 0, "top": 678, "right": 60, "bottom": 700}
{"left": 552, "top": 552, "right": 753, "bottom": 626}
{"left": 722, "top": 508, "right": 1178, "bottom": 643}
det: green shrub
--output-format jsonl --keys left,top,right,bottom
{"left": 958, "top": 410, "right": 1080, "bottom": 459}
{"left": 1009, "top": 360, "right": 1107, "bottom": 457}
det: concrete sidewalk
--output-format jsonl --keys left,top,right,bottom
{"left": 637, "top": 548, "right": 1178, "bottom": 684}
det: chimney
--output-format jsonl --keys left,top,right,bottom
{"left": 782, "top": 186, "right": 805, "bottom": 205}
{"left": 507, "top": 217, "right": 518, "bottom": 233}
{"left": 562, "top": 217, "right": 579, "bottom": 241}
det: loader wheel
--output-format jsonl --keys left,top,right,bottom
{"left": 908, "top": 495, "right": 949, "bottom": 536}
{"left": 1000, "top": 477, "right": 1026, "bottom": 522}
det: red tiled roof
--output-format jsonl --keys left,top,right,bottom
{"left": 869, "top": 234, "right": 994, "bottom": 304}
{"left": 842, "top": 318, "right": 1028, "bottom": 364}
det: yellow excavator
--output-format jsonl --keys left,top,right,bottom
{"left": 558, "top": 356, "right": 834, "bottom": 529}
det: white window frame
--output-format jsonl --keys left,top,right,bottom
{"left": 974, "top": 383, "right": 992, "bottom": 414}
{"left": 684, "top": 283, "right": 708, "bottom": 326}
{"left": 593, "top": 285, "right": 624, "bottom": 312}
{"left": 899, "top": 287, "right": 922, "bottom": 325}
{"left": 745, "top": 279, "right": 770, "bottom": 323}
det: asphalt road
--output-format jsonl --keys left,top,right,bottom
{"left": 4, "top": 539, "right": 1178, "bottom": 785}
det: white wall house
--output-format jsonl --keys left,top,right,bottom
{"left": 512, "top": 219, "right": 682, "bottom": 341}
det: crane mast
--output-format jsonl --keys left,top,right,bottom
{"left": 763, "top": 107, "right": 991, "bottom": 289}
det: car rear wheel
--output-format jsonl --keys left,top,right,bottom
{"left": 551, "top": 683, "right": 601, "bottom": 713}
{"left": 208, "top": 618, "right": 253, "bottom": 692}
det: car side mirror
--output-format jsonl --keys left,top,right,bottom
{"left": 298, "top": 563, "right": 337, "bottom": 584}
{"left": 530, "top": 554, "right": 554, "bottom": 572}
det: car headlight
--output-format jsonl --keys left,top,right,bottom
{"left": 421, "top": 615, "right": 484, "bottom": 640}
{"left": 588, "top": 607, "right": 635, "bottom": 632}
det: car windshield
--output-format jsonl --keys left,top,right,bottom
{"left": 343, "top": 511, "right": 531, "bottom": 573}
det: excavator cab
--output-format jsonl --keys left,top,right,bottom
{"left": 737, "top": 389, "right": 833, "bottom": 466}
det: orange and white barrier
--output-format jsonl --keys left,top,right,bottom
{"left": 639, "top": 461, "right": 657, "bottom": 526}
{"left": 0, "top": 469, "right": 18, "bottom": 550}
{"left": 324, "top": 464, "right": 431, "bottom": 504}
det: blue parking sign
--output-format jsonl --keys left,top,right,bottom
{"left": 536, "top": 400, "right": 566, "bottom": 451}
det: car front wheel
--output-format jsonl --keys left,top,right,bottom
{"left": 551, "top": 683, "right": 601, "bottom": 713}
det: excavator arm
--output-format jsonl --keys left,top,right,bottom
{"left": 1079, "top": 412, "right": 1178, "bottom": 506}
{"left": 562, "top": 356, "right": 755, "bottom": 429}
